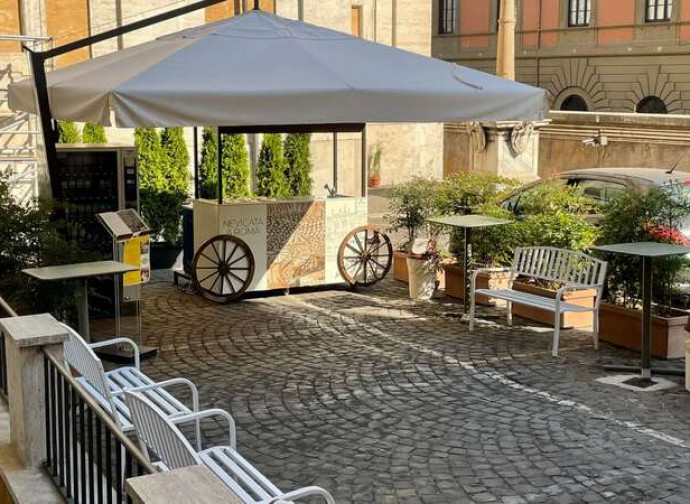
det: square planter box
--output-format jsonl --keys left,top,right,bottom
{"left": 442, "top": 263, "right": 510, "bottom": 307}
{"left": 393, "top": 251, "right": 445, "bottom": 289}
{"left": 599, "top": 302, "right": 688, "bottom": 359}
{"left": 511, "top": 281, "right": 596, "bottom": 329}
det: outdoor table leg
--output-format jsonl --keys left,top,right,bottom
{"left": 75, "top": 278, "right": 90, "bottom": 342}
{"left": 641, "top": 256, "right": 652, "bottom": 380}
{"left": 463, "top": 227, "right": 472, "bottom": 315}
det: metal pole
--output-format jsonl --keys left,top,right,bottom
{"left": 193, "top": 126, "right": 199, "bottom": 200}
{"left": 217, "top": 128, "right": 223, "bottom": 204}
{"left": 641, "top": 256, "right": 653, "bottom": 380}
{"left": 361, "top": 126, "right": 367, "bottom": 198}
{"left": 333, "top": 132, "right": 338, "bottom": 194}
{"left": 463, "top": 227, "right": 471, "bottom": 315}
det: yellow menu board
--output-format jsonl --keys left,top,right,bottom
{"left": 123, "top": 235, "right": 151, "bottom": 286}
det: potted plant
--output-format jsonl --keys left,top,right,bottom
{"left": 384, "top": 177, "right": 440, "bottom": 282}
{"left": 507, "top": 185, "right": 600, "bottom": 328}
{"left": 434, "top": 173, "right": 520, "bottom": 304}
{"left": 368, "top": 145, "right": 382, "bottom": 188}
{"left": 597, "top": 189, "right": 690, "bottom": 358}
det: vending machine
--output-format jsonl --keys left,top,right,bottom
{"left": 51, "top": 144, "right": 140, "bottom": 317}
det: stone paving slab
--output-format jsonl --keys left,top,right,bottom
{"left": 140, "top": 279, "right": 690, "bottom": 504}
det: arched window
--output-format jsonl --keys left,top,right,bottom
{"left": 636, "top": 96, "right": 668, "bottom": 114}
{"left": 560, "top": 95, "right": 589, "bottom": 112}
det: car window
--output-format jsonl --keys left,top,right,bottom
{"left": 574, "top": 179, "right": 627, "bottom": 205}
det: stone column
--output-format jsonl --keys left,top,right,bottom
{"left": 496, "top": 0, "right": 516, "bottom": 80}
{"left": 0, "top": 314, "right": 69, "bottom": 468}
{"left": 465, "top": 121, "right": 550, "bottom": 182}
{"left": 127, "top": 466, "right": 242, "bottom": 504}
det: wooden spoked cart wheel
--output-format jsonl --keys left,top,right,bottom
{"left": 192, "top": 235, "right": 255, "bottom": 303}
{"left": 338, "top": 225, "right": 393, "bottom": 287}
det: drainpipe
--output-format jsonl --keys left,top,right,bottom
{"left": 496, "top": 0, "right": 516, "bottom": 80}
{"left": 537, "top": 0, "right": 542, "bottom": 87}
{"left": 298, "top": 0, "right": 303, "bottom": 20}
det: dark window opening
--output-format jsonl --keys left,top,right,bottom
{"left": 636, "top": 96, "right": 668, "bottom": 114}
{"left": 569, "top": 0, "right": 592, "bottom": 27}
{"left": 560, "top": 95, "right": 589, "bottom": 111}
{"left": 646, "top": 0, "right": 673, "bottom": 22}
{"left": 439, "top": 0, "right": 458, "bottom": 35}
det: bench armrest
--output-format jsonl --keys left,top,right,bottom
{"left": 272, "top": 486, "right": 336, "bottom": 504}
{"left": 112, "top": 378, "right": 199, "bottom": 414}
{"left": 90, "top": 338, "right": 141, "bottom": 370}
{"left": 170, "top": 409, "right": 237, "bottom": 450}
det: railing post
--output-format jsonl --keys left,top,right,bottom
{"left": 126, "top": 466, "right": 242, "bottom": 504}
{"left": 0, "top": 314, "right": 68, "bottom": 467}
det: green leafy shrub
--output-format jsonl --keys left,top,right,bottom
{"left": 0, "top": 177, "right": 98, "bottom": 318}
{"left": 57, "top": 121, "right": 80, "bottom": 143}
{"left": 161, "top": 127, "right": 190, "bottom": 196}
{"left": 518, "top": 183, "right": 598, "bottom": 216}
{"left": 135, "top": 128, "right": 187, "bottom": 245}
{"left": 384, "top": 177, "right": 441, "bottom": 251}
{"left": 256, "top": 133, "right": 290, "bottom": 198}
{"left": 599, "top": 189, "right": 690, "bottom": 312}
{"left": 284, "top": 133, "right": 312, "bottom": 196}
{"left": 436, "top": 173, "right": 519, "bottom": 216}
{"left": 199, "top": 127, "right": 219, "bottom": 199}
{"left": 82, "top": 123, "right": 107, "bottom": 143}
{"left": 221, "top": 133, "right": 251, "bottom": 198}
{"left": 368, "top": 144, "right": 382, "bottom": 178}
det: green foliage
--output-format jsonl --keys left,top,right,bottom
{"left": 161, "top": 127, "right": 190, "bottom": 195}
{"left": 135, "top": 128, "right": 187, "bottom": 245}
{"left": 0, "top": 177, "right": 98, "bottom": 318}
{"left": 518, "top": 183, "right": 598, "bottom": 216}
{"left": 599, "top": 188, "right": 690, "bottom": 312}
{"left": 284, "top": 133, "right": 313, "bottom": 196}
{"left": 256, "top": 133, "right": 290, "bottom": 198}
{"left": 222, "top": 134, "right": 251, "bottom": 198}
{"left": 57, "top": 121, "right": 80, "bottom": 143}
{"left": 385, "top": 177, "right": 441, "bottom": 251}
{"left": 82, "top": 123, "right": 107, "bottom": 143}
{"left": 436, "top": 172, "right": 519, "bottom": 216}
{"left": 199, "top": 127, "right": 219, "bottom": 199}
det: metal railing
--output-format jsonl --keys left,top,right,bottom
{"left": 44, "top": 351, "right": 156, "bottom": 504}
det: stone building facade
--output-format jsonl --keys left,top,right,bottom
{"left": 432, "top": 0, "right": 690, "bottom": 114}
{"left": 0, "top": 0, "right": 442, "bottom": 201}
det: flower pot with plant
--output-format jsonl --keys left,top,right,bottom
{"left": 406, "top": 236, "right": 442, "bottom": 300}
{"left": 597, "top": 188, "right": 690, "bottom": 358}
{"left": 368, "top": 145, "right": 382, "bottom": 188}
{"left": 384, "top": 177, "right": 440, "bottom": 283}
{"left": 434, "top": 173, "right": 520, "bottom": 303}
{"left": 491, "top": 184, "right": 600, "bottom": 327}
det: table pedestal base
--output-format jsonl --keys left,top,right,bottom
{"left": 95, "top": 344, "right": 158, "bottom": 364}
{"left": 603, "top": 364, "right": 684, "bottom": 377}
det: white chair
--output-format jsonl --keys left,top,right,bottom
{"left": 124, "top": 390, "right": 336, "bottom": 504}
{"left": 61, "top": 323, "right": 201, "bottom": 447}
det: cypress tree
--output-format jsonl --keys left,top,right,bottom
{"left": 256, "top": 133, "right": 290, "bottom": 198}
{"left": 57, "top": 121, "right": 80, "bottom": 143}
{"left": 199, "top": 127, "right": 219, "bottom": 199}
{"left": 161, "top": 127, "right": 190, "bottom": 197}
{"left": 284, "top": 133, "right": 313, "bottom": 196}
{"left": 82, "top": 123, "right": 108, "bottom": 143}
{"left": 221, "top": 133, "right": 251, "bottom": 198}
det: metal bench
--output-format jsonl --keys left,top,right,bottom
{"left": 469, "top": 246, "right": 607, "bottom": 356}
{"left": 61, "top": 323, "right": 201, "bottom": 447}
{"left": 124, "top": 390, "right": 336, "bottom": 504}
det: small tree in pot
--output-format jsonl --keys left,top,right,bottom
{"left": 597, "top": 188, "right": 690, "bottom": 358}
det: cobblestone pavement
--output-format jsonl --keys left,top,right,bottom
{"left": 140, "top": 279, "right": 690, "bottom": 504}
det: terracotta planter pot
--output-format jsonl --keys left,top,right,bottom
{"left": 368, "top": 176, "right": 381, "bottom": 187}
{"left": 600, "top": 303, "right": 688, "bottom": 359}
{"left": 511, "top": 281, "right": 596, "bottom": 329}
{"left": 442, "top": 263, "right": 510, "bottom": 306}
{"left": 393, "top": 251, "right": 410, "bottom": 282}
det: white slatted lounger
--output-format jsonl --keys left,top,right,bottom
{"left": 61, "top": 323, "right": 202, "bottom": 447}
{"left": 469, "top": 246, "right": 607, "bottom": 356}
{"left": 125, "top": 390, "right": 336, "bottom": 504}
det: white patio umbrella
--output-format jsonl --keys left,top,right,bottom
{"left": 9, "top": 10, "right": 546, "bottom": 127}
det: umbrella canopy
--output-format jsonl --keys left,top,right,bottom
{"left": 9, "top": 11, "right": 547, "bottom": 127}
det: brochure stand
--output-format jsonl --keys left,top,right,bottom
{"left": 97, "top": 210, "right": 157, "bottom": 362}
